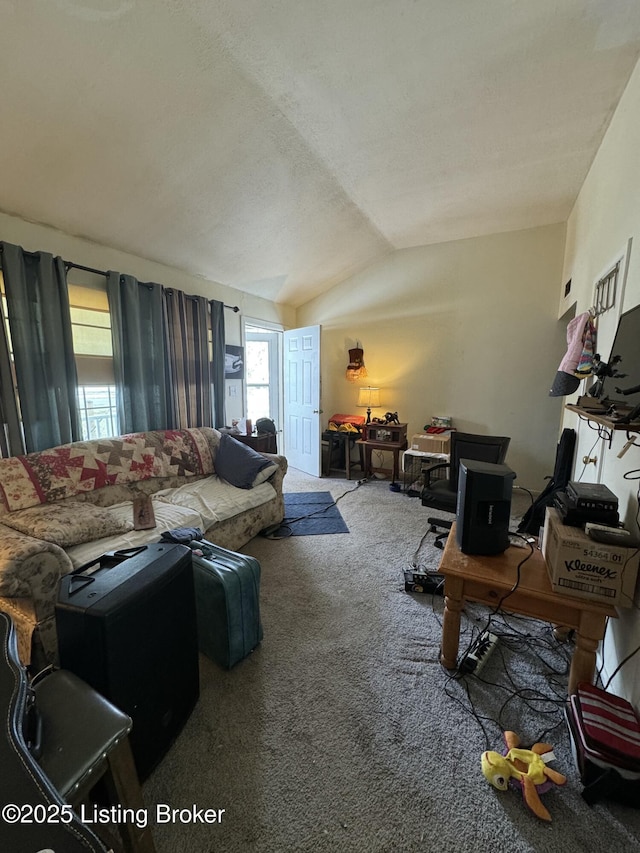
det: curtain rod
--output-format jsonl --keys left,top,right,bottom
{"left": 0, "top": 247, "right": 239, "bottom": 312}
{"left": 64, "top": 261, "right": 240, "bottom": 312}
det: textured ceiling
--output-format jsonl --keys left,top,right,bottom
{"left": 1, "top": 1, "right": 640, "bottom": 307}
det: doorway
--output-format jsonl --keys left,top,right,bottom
{"left": 242, "top": 319, "right": 283, "bottom": 447}
{"left": 242, "top": 319, "right": 322, "bottom": 476}
{"left": 283, "top": 324, "right": 321, "bottom": 476}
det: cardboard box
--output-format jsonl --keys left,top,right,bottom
{"left": 410, "top": 432, "right": 451, "bottom": 454}
{"left": 542, "top": 508, "right": 639, "bottom": 607}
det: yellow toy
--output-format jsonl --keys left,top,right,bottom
{"left": 481, "top": 731, "right": 567, "bottom": 821}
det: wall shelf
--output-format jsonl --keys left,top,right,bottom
{"left": 565, "top": 404, "right": 640, "bottom": 433}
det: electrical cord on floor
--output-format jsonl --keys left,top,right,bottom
{"left": 602, "top": 644, "right": 640, "bottom": 690}
{"left": 408, "top": 526, "right": 439, "bottom": 571}
{"left": 495, "top": 613, "right": 572, "bottom": 679}
{"left": 477, "top": 666, "right": 567, "bottom": 745}
{"left": 443, "top": 610, "right": 574, "bottom": 748}
{"left": 262, "top": 478, "right": 370, "bottom": 539}
{"left": 513, "top": 484, "right": 535, "bottom": 506}
{"left": 485, "top": 534, "right": 534, "bottom": 620}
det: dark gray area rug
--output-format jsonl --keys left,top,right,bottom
{"left": 278, "top": 490, "right": 349, "bottom": 535}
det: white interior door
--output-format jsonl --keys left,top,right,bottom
{"left": 283, "top": 325, "right": 321, "bottom": 476}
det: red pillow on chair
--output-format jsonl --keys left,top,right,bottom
{"left": 328, "top": 413, "right": 365, "bottom": 427}
{"left": 576, "top": 683, "right": 640, "bottom": 764}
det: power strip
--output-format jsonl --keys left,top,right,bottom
{"left": 459, "top": 630, "right": 498, "bottom": 674}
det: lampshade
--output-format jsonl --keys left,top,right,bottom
{"left": 357, "top": 386, "right": 381, "bottom": 409}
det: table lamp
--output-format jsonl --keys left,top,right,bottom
{"left": 357, "top": 386, "right": 381, "bottom": 423}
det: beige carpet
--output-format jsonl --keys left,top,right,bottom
{"left": 143, "top": 468, "right": 640, "bottom": 853}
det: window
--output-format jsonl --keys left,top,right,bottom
{"left": 246, "top": 339, "right": 271, "bottom": 422}
{"left": 76, "top": 385, "right": 119, "bottom": 440}
{"left": 68, "top": 282, "right": 119, "bottom": 440}
{"left": 243, "top": 322, "right": 282, "bottom": 427}
{"left": 0, "top": 274, "right": 119, "bottom": 447}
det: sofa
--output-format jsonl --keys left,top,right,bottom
{"left": 0, "top": 427, "right": 287, "bottom": 668}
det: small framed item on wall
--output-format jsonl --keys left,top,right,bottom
{"left": 225, "top": 345, "right": 244, "bottom": 379}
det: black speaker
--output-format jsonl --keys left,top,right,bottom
{"left": 56, "top": 543, "right": 199, "bottom": 780}
{"left": 456, "top": 459, "right": 516, "bottom": 555}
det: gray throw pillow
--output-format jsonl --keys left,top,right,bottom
{"left": 215, "top": 433, "right": 274, "bottom": 489}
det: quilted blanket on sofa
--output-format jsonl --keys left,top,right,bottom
{"left": 0, "top": 429, "right": 214, "bottom": 513}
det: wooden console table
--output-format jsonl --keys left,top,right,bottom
{"left": 438, "top": 524, "right": 617, "bottom": 694}
{"left": 358, "top": 422, "right": 408, "bottom": 483}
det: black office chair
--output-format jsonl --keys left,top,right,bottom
{"left": 421, "top": 432, "right": 511, "bottom": 548}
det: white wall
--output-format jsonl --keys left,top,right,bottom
{"left": 298, "top": 223, "right": 567, "bottom": 490}
{"left": 0, "top": 210, "right": 296, "bottom": 343}
{"left": 558, "top": 57, "right": 640, "bottom": 705}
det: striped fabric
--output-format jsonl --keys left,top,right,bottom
{"left": 164, "top": 289, "right": 213, "bottom": 429}
{"left": 577, "top": 683, "right": 640, "bottom": 763}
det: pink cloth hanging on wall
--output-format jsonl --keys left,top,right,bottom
{"left": 558, "top": 311, "right": 590, "bottom": 374}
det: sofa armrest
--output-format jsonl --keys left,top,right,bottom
{"left": 261, "top": 452, "right": 288, "bottom": 474}
{"left": 0, "top": 524, "right": 73, "bottom": 621}
{"left": 261, "top": 453, "right": 287, "bottom": 490}
{"left": 260, "top": 453, "right": 287, "bottom": 520}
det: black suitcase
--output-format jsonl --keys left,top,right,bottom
{"left": 190, "top": 540, "right": 263, "bottom": 668}
{"left": 56, "top": 543, "right": 199, "bottom": 779}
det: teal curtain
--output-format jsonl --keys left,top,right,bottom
{"left": 0, "top": 242, "right": 80, "bottom": 453}
{"left": 210, "top": 299, "right": 226, "bottom": 428}
{"left": 107, "top": 272, "right": 171, "bottom": 433}
{"left": 164, "top": 289, "right": 212, "bottom": 428}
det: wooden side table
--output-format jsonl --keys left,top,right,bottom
{"left": 358, "top": 422, "right": 408, "bottom": 483}
{"left": 437, "top": 523, "right": 617, "bottom": 694}
{"left": 233, "top": 433, "right": 277, "bottom": 454}
{"left": 322, "top": 430, "right": 365, "bottom": 479}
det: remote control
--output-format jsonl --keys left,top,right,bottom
{"left": 585, "top": 523, "right": 640, "bottom": 548}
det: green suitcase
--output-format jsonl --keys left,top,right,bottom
{"left": 190, "top": 540, "right": 263, "bottom": 668}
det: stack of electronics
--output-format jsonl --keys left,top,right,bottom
{"left": 553, "top": 481, "right": 619, "bottom": 529}
{"left": 403, "top": 569, "right": 444, "bottom": 595}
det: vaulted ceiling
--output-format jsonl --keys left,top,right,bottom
{"left": 2, "top": 1, "right": 640, "bottom": 307}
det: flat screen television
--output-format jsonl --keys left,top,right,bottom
{"left": 597, "top": 304, "right": 640, "bottom": 422}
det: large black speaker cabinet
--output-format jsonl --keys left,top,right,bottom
{"left": 456, "top": 459, "right": 516, "bottom": 555}
{"left": 56, "top": 543, "right": 199, "bottom": 780}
